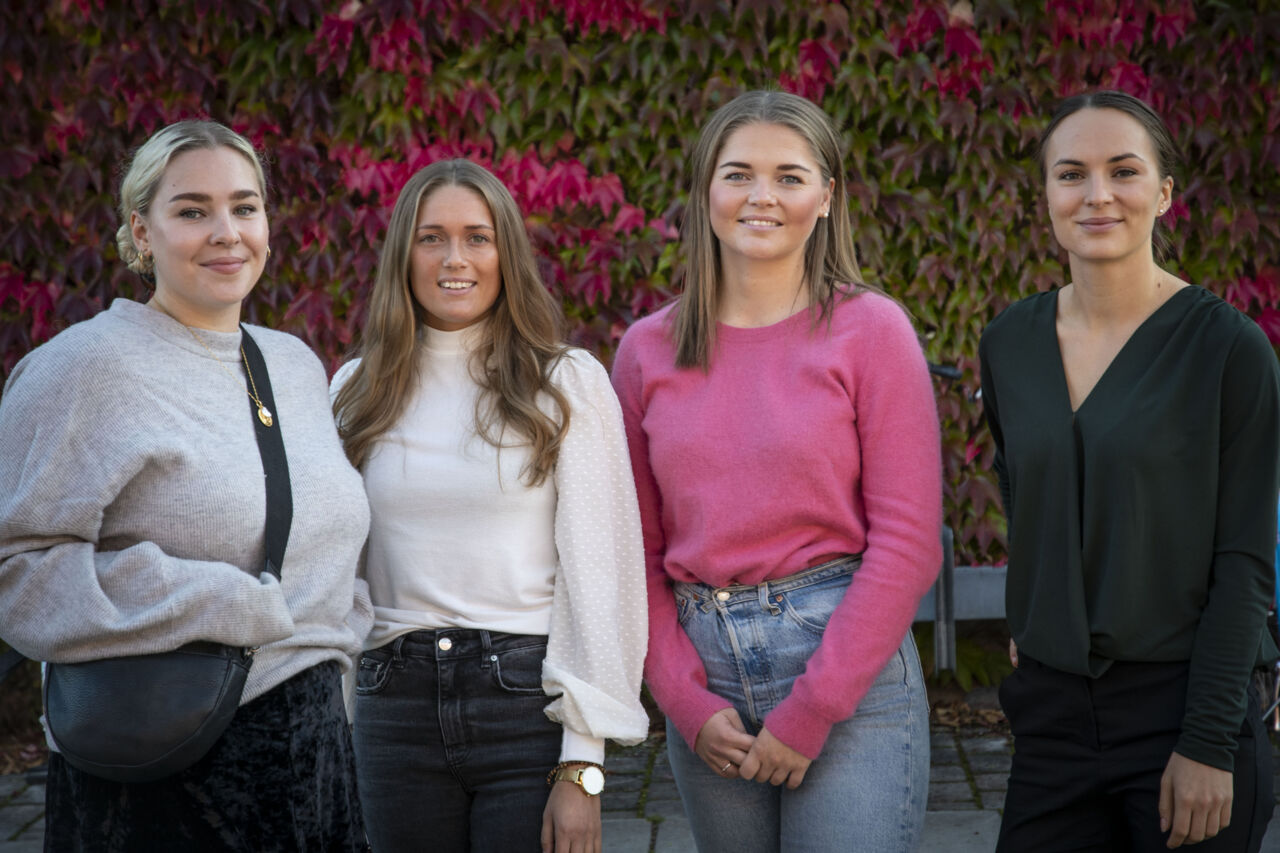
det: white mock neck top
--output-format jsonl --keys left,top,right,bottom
{"left": 333, "top": 324, "right": 649, "bottom": 762}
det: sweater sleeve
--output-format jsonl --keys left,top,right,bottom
{"left": 1176, "top": 321, "right": 1280, "bottom": 770}
{"left": 611, "top": 329, "right": 733, "bottom": 751}
{"left": 762, "top": 300, "right": 943, "bottom": 758}
{"left": 543, "top": 350, "right": 651, "bottom": 762}
{"left": 0, "top": 340, "right": 295, "bottom": 663}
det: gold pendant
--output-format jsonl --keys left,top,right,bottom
{"left": 257, "top": 405, "right": 274, "bottom": 427}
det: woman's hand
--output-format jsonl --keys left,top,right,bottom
{"left": 1158, "top": 752, "right": 1232, "bottom": 848}
{"left": 541, "top": 780, "right": 602, "bottom": 853}
{"left": 737, "top": 726, "right": 811, "bottom": 789}
{"left": 694, "top": 707, "right": 755, "bottom": 779}
{"left": 1009, "top": 638, "right": 1019, "bottom": 668}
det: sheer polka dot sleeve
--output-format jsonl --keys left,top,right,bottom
{"left": 542, "top": 350, "right": 650, "bottom": 761}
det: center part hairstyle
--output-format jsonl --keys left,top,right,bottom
{"left": 672, "top": 89, "right": 868, "bottom": 369}
{"left": 333, "top": 159, "right": 570, "bottom": 484}
{"left": 1035, "top": 90, "right": 1180, "bottom": 261}
{"left": 114, "top": 120, "right": 267, "bottom": 280}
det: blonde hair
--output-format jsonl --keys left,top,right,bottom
{"left": 672, "top": 90, "right": 870, "bottom": 369}
{"left": 333, "top": 160, "right": 570, "bottom": 485}
{"left": 114, "top": 121, "right": 267, "bottom": 278}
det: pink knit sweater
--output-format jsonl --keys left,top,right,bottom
{"left": 611, "top": 291, "right": 942, "bottom": 759}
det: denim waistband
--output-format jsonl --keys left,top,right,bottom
{"left": 375, "top": 628, "right": 547, "bottom": 661}
{"left": 674, "top": 554, "right": 862, "bottom": 608}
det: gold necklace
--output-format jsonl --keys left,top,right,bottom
{"left": 151, "top": 301, "right": 275, "bottom": 427}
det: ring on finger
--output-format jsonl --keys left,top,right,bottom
{"left": 720, "top": 761, "right": 733, "bottom": 774}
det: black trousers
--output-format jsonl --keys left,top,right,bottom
{"left": 996, "top": 655, "right": 1273, "bottom": 852}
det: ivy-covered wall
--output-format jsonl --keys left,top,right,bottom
{"left": 3, "top": 0, "right": 1278, "bottom": 565}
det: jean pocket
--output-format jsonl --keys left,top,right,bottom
{"left": 491, "top": 643, "right": 547, "bottom": 696}
{"left": 355, "top": 648, "right": 395, "bottom": 696}
{"left": 674, "top": 592, "right": 697, "bottom": 626}
{"left": 777, "top": 573, "right": 852, "bottom": 636}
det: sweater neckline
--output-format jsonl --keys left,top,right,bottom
{"left": 109, "top": 298, "right": 243, "bottom": 362}
{"left": 715, "top": 305, "right": 812, "bottom": 342}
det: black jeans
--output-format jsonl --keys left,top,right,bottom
{"left": 353, "top": 629, "right": 562, "bottom": 853}
{"left": 997, "top": 655, "right": 1273, "bottom": 852}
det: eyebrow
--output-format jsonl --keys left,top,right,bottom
{"left": 1051, "top": 153, "right": 1146, "bottom": 168}
{"left": 415, "top": 223, "right": 496, "bottom": 232}
{"left": 717, "top": 161, "right": 813, "bottom": 173}
{"left": 167, "top": 189, "right": 261, "bottom": 203}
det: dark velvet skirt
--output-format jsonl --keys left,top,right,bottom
{"left": 45, "top": 660, "right": 367, "bottom": 853}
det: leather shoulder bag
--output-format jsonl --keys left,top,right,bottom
{"left": 43, "top": 327, "right": 293, "bottom": 783}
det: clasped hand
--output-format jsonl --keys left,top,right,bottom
{"left": 694, "top": 708, "right": 812, "bottom": 789}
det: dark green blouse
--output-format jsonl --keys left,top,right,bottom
{"left": 979, "top": 285, "right": 1280, "bottom": 771}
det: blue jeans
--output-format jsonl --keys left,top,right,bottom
{"left": 667, "top": 557, "right": 929, "bottom": 853}
{"left": 352, "top": 630, "right": 561, "bottom": 853}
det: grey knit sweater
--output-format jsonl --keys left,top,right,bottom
{"left": 0, "top": 299, "right": 372, "bottom": 703}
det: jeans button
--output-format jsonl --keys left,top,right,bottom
{"left": 715, "top": 590, "right": 730, "bottom": 602}
{"left": 438, "top": 637, "right": 453, "bottom": 651}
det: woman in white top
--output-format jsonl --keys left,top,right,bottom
{"left": 331, "top": 159, "right": 649, "bottom": 853}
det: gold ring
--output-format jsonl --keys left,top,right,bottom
{"left": 720, "top": 761, "right": 732, "bottom": 774}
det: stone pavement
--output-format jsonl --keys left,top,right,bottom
{"left": 5, "top": 727, "right": 1280, "bottom": 851}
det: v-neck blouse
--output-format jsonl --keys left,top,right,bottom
{"left": 979, "top": 285, "right": 1280, "bottom": 771}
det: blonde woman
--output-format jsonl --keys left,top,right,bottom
{"left": 612, "top": 91, "right": 942, "bottom": 850}
{"left": 332, "top": 159, "right": 648, "bottom": 853}
{"left": 0, "top": 120, "right": 371, "bottom": 850}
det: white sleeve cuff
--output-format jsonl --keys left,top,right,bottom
{"left": 558, "top": 727, "right": 606, "bottom": 765}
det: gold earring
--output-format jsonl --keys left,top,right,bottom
{"left": 266, "top": 247, "right": 272, "bottom": 259}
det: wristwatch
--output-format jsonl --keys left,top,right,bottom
{"left": 551, "top": 763, "right": 605, "bottom": 796}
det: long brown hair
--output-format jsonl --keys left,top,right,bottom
{"left": 672, "top": 90, "right": 869, "bottom": 369}
{"left": 333, "top": 160, "right": 570, "bottom": 485}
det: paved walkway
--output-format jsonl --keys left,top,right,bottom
{"left": 5, "top": 726, "right": 1280, "bottom": 851}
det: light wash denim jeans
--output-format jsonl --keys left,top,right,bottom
{"left": 666, "top": 556, "right": 929, "bottom": 853}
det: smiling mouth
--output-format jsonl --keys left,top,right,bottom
{"left": 202, "top": 259, "right": 247, "bottom": 272}
{"left": 740, "top": 219, "right": 782, "bottom": 227}
{"left": 439, "top": 279, "right": 475, "bottom": 290}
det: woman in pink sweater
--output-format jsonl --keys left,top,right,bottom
{"left": 612, "top": 91, "right": 942, "bottom": 850}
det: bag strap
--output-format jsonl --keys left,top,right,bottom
{"left": 240, "top": 327, "right": 293, "bottom": 579}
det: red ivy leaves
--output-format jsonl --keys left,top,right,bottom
{"left": 888, "top": 3, "right": 947, "bottom": 57}
{"left": 888, "top": 3, "right": 992, "bottom": 102}
{"left": 0, "top": 265, "right": 61, "bottom": 356}
{"left": 518, "top": 0, "right": 669, "bottom": 38}
{"left": 781, "top": 39, "right": 840, "bottom": 102}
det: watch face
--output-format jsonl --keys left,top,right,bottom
{"left": 580, "top": 766, "right": 605, "bottom": 795}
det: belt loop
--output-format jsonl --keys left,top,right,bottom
{"left": 759, "top": 582, "right": 780, "bottom": 615}
{"left": 390, "top": 634, "right": 406, "bottom": 663}
{"left": 480, "top": 630, "right": 493, "bottom": 670}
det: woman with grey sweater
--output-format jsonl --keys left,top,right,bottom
{"left": 0, "top": 121, "right": 373, "bottom": 851}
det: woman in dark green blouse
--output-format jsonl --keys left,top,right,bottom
{"left": 981, "top": 91, "right": 1280, "bottom": 852}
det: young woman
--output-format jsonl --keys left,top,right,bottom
{"left": 981, "top": 91, "right": 1279, "bottom": 852}
{"left": 0, "top": 121, "right": 372, "bottom": 850}
{"left": 611, "top": 90, "right": 942, "bottom": 851}
{"left": 331, "top": 159, "right": 649, "bottom": 853}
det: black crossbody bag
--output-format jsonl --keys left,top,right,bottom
{"left": 42, "top": 327, "right": 293, "bottom": 783}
